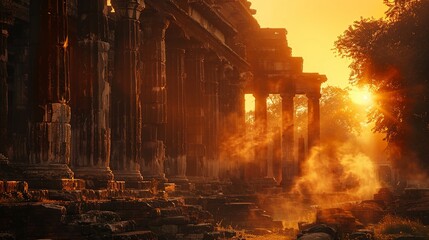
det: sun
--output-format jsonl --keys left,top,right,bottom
{"left": 350, "top": 87, "right": 373, "bottom": 106}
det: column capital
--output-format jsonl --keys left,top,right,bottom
{"left": 112, "top": 0, "right": 145, "bottom": 20}
{"left": 253, "top": 91, "right": 268, "bottom": 99}
{"left": 140, "top": 10, "right": 170, "bottom": 33}
{"left": 280, "top": 92, "right": 295, "bottom": 99}
{"left": 306, "top": 92, "right": 321, "bottom": 100}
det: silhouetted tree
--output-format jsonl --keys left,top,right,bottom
{"left": 335, "top": 0, "right": 429, "bottom": 174}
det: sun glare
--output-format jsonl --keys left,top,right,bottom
{"left": 350, "top": 87, "right": 373, "bottom": 106}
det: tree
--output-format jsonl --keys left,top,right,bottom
{"left": 335, "top": 0, "right": 429, "bottom": 174}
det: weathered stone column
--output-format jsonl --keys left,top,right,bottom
{"left": 26, "top": 0, "right": 74, "bottom": 180}
{"left": 254, "top": 92, "right": 268, "bottom": 178}
{"left": 280, "top": 93, "right": 295, "bottom": 188}
{"left": 165, "top": 38, "right": 187, "bottom": 181}
{"left": 203, "top": 53, "right": 220, "bottom": 179}
{"left": 307, "top": 92, "right": 321, "bottom": 152}
{"left": 140, "top": 10, "right": 169, "bottom": 180}
{"left": 71, "top": 0, "right": 114, "bottom": 188}
{"left": 110, "top": 0, "right": 144, "bottom": 185}
{"left": 0, "top": 0, "right": 13, "bottom": 163}
{"left": 184, "top": 43, "right": 205, "bottom": 177}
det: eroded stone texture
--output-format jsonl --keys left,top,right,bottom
{"left": 110, "top": 0, "right": 144, "bottom": 183}
{"left": 307, "top": 92, "right": 321, "bottom": 152}
{"left": 165, "top": 26, "right": 187, "bottom": 181}
{"left": 0, "top": 0, "right": 14, "bottom": 162}
{"left": 184, "top": 43, "right": 206, "bottom": 177}
{"left": 140, "top": 9, "right": 169, "bottom": 180}
{"left": 218, "top": 63, "right": 248, "bottom": 180}
{"left": 71, "top": 0, "right": 114, "bottom": 188}
{"left": 281, "top": 93, "right": 294, "bottom": 188}
{"left": 27, "top": 0, "right": 73, "bottom": 179}
{"left": 203, "top": 53, "right": 221, "bottom": 178}
{"left": 253, "top": 91, "right": 268, "bottom": 178}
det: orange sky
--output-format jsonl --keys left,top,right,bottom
{"left": 249, "top": 0, "right": 387, "bottom": 87}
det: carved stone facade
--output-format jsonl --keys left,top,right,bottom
{"left": 2, "top": 0, "right": 325, "bottom": 189}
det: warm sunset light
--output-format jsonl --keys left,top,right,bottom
{"left": 350, "top": 87, "right": 373, "bottom": 106}
{"left": 249, "top": 0, "right": 387, "bottom": 87}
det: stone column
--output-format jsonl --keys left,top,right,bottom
{"left": 140, "top": 10, "right": 169, "bottom": 180}
{"left": 203, "top": 53, "right": 220, "bottom": 179}
{"left": 110, "top": 0, "right": 144, "bottom": 185}
{"left": 71, "top": 0, "right": 114, "bottom": 189}
{"left": 26, "top": 0, "right": 74, "bottom": 180}
{"left": 0, "top": 0, "right": 13, "bottom": 163}
{"left": 307, "top": 92, "right": 321, "bottom": 152}
{"left": 184, "top": 43, "right": 205, "bottom": 177}
{"left": 165, "top": 40, "right": 187, "bottom": 181}
{"left": 218, "top": 64, "right": 247, "bottom": 180}
{"left": 254, "top": 92, "right": 268, "bottom": 178}
{"left": 280, "top": 93, "right": 295, "bottom": 188}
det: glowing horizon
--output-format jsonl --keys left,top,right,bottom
{"left": 249, "top": 0, "right": 387, "bottom": 88}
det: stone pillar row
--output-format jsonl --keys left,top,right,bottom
{"left": 110, "top": 0, "right": 145, "bottom": 187}
{"left": 71, "top": 0, "right": 113, "bottom": 189}
{"left": 26, "top": 0, "right": 74, "bottom": 181}
{"left": 253, "top": 92, "right": 268, "bottom": 178}
{"left": 280, "top": 93, "right": 294, "bottom": 189}
{"left": 17, "top": 0, "right": 244, "bottom": 188}
{"left": 140, "top": 9, "right": 169, "bottom": 180}
{"left": 0, "top": 0, "right": 14, "bottom": 163}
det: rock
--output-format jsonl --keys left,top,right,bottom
{"left": 112, "top": 230, "right": 158, "bottom": 240}
{"left": 0, "top": 233, "right": 15, "bottom": 240}
{"left": 182, "top": 223, "right": 214, "bottom": 234}
{"left": 393, "top": 236, "right": 428, "bottom": 240}
{"left": 297, "top": 224, "right": 337, "bottom": 240}
{"left": 246, "top": 228, "right": 273, "bottom": 235}
{"left": 70, "top": 210, "right": 121, "bottom": 224}
{"left": 348, "top": 230, "right": 374, "bottom": 240}
{"left": 316, "top": 208, "right": 363, "bottom": 233}
{"left": 350, "top": 200, "right": 386, "bottom": 225}
{"left": 298, "top": 232, "right": 333, "bottom": 240}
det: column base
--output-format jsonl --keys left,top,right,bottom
{"left": 27, "top": 178, "right": 86, "bottom": 190}
{"left": 141, "top": 172, "right": 167, "bottom": 182}
{"left": 168, "top": 175, "right": 189, "bottom": 183}
{"left": 112, "top": 170, "right": 147, "bottom": 189}
{"left": 73, "top": 167, "right": 114, "bottom": 189}
{"left": 23, "top": 164, "right": 74, "bottom": 180}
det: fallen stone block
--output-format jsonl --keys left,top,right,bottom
{"left": 112, "top": 230, "right": 158, "bottom": 240}
{"left": 298, "top": 232, "right": 333, "bottom": 240}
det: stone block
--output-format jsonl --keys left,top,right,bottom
{"left": 161, "top": 224, "right": 179, "bottom": 236}
{"left": 158, "top": 216, "right": 190, "bottom": 226}
{"left": 112, "top": 230, "right": 157, "bottom": 240}
{"left": 4, "top": 181, "right": 28, "bottom": 193}
{"left": 183, "top": 233, "right": 204, "bottom": 240}
{"left": 182, "top": 223, "right": 214, "bottom": 234}
{"left": 164, "top": 183, "right": 176, "bottom": 193}
{"left": 4, "top": 181, "right": 14, "bottom": 193}
{"left": 28, "top": 179, "right": 85, "bottom": 190}
{"left": 63, "top": 179, "right": 86, "bottom": 190}
{"left": 107, "top": 180, "right": 125, "bottom": 191}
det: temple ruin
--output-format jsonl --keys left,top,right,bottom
{"left": 0, "top": 0, "right": 328, "bottom": 238}
{"left": 0, "top": 0, "right": 325, "bottom": 189}
{"left": 3, "top": 1, "right": 429, "bottom": 240}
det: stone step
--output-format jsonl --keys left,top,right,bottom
{"left": 112, "top": 230, "right": 157, "bottom": 240}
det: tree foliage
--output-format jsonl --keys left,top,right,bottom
{"left": 335, "top": 0, "right": 429, "bottom": 173}
{"left": 320, "top": 86, "right": 363, "bottom": 144}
